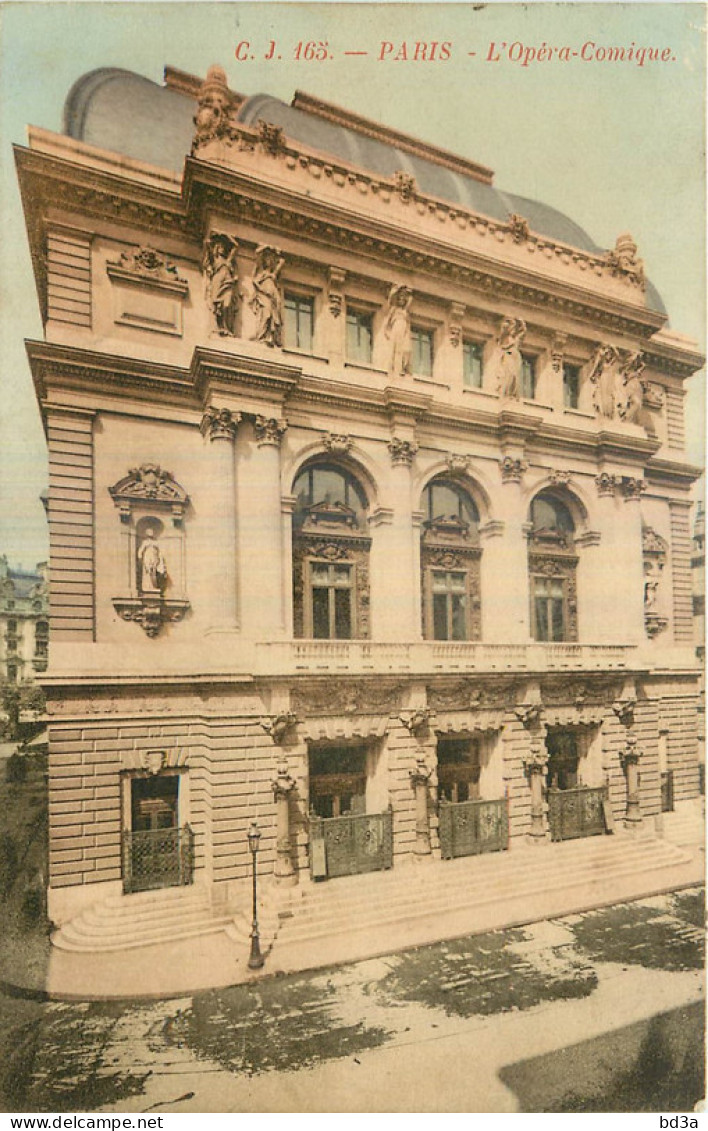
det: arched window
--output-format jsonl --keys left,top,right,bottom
{"left": 292, "top": 462, "right": 371, "bottom": 640}
{"left": 420, "top": 478, "right": 481, "bottom": 641}
{"left": 528, "top": 491, "right": 578, "bottom": 642}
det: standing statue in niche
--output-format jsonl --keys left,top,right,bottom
{"left": 492, "top": 316, "right": 526, "bottom": 398}
{"left": 137, "top": 527, "right": 168, "bottom": 594}
{"left": 202, "top": 233, "right": 240, "bottom": 337}
{"left": 384, "top": 284, "right": 412, "bottom": 376}
{"left": 250, "top": 245, "right": 285, "bottom": 347}
{"left": 588, "top": 343, "right": 621, "bottom": 419}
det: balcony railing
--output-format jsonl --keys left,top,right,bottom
{"left": 254, "top": 640, "right": 638, "bottom": 676}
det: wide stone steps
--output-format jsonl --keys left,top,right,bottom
{"left": 273, "top": 836, "right": 691, "bottom": 955}
{"left": 53, "top": 886, "right": 236, "bottom": 953}
{"left": 659, "top": 802, "right": 705, "bottom": 847}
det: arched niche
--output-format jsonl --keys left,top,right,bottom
{"left": 108, "top": 463, "right": 190, "bottom": 637}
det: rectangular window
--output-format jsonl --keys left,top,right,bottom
{"left": 521, "top": 354, "right": 536, "bottom": 399}
{"left": 432, "top": 570, "right": 468, "bottom": 641}
{"left": 462, "top": 340, "right": 484, "bottom": 389}
{"left": 563, "top": 363, "right": 580, "bottom": 409}
{"left": 346, "top": 308, "right": 373, "bottom": 364}
{"left": 533, "top": 576, "right": 566, "bottom": 642}
{"left": 311, "top": 562, "right": 352, "bottom": 639}
{"left": 284, "top": 293, "right": 314, "bottom": 352}
{"left": 437, "top": 737, "right": 481, "bottom": 803}
{"left": 411, "top": 326, "right": 434, "bottom": 377}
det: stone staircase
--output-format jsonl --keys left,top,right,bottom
{"left": 657, "top": 799, "right": 705, "bottom": 847}
{"left": 269, "top": 833, "right": 697, "bottom": 973}
{"left": 52, "top": 884, "right": 236, "bottom": 953}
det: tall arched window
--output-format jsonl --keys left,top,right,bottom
{"left": 420, "top": 478, "right": 481, "bottom": 641}
{"left": 528, "top": 491, "right": 578, "bottom": 642}
{"left": 292, "top": 462, "right": 371, "bottom": 639}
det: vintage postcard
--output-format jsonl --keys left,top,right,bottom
{"left": 0, "top": 0, "right": 705, "bottom": 1117}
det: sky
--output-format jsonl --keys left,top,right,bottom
{"left": 0, "top": 1, "right": 705, "bottom": 567}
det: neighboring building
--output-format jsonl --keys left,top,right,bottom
{"left": 0, "top": 556, "right": 48, "bottom": 683}
{"left": 692, "top": 497, "right": 705, "bottom": 791}
{"left": 15, "top": 64, "right": 704, "bottom": 931}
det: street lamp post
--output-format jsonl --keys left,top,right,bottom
{"left": 247, "top": 821, "right": 265, "bottom": 969}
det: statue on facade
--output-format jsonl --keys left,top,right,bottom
{"left": 384, "top": 284, "right": 412, "bottom": 376}
{"left": 588, "top": 343, "right": 621, "bottom": 419}
{"left": 491, "top": 316, "right": 526, "bottom": 398}
{"left": 618, "top": 351, "right": 647, "bottom": 425}
{"left": 193, "top": 64, "right": 231, "bottom": 147}
{"left": 202, "top": 233, "right": 239, "bottom": 336}
{"left": 606, "top": 232, "right": 645, "bottom": 287}
{"left": 249, "top": 245, "right": 285, "bottom": 346}
{"left": 137, "top": 527, "right": 167, "bottom": 594}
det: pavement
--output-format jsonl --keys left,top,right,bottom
{"left": 42, "top": 830, "right": 705, "bottom": 1001}
{"left": 1, "top": 887, "right": 704, "bottom": 1113}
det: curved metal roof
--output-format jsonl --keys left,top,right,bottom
{"left": 62, "top": 68, "right": 666, "bottom": 314}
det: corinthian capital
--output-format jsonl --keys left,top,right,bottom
{"left": 254, "top": 416, "right": 288, "bottom": 447}
{"left": 200, "top": 407, "right": 240, "bottom": 443}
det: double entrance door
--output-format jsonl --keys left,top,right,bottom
{"left": 123, "top": 773, "right": 193, "bottom": 893}
{"left": 546, "top": 730, "right": 607, "bottom": 842}
{"left": 309, "top": 745, "right": 392, "bottom": 879}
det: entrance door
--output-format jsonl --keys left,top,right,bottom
{"left": 437, "top": 737, "right": 508, "bottom": 859}
{"left": 308, "top": 745, "right": 392, "bottom": 879}
{"left": 123, "top": 774, "right": 193, "bottom": 893}
{"left": 546, "top": 730, "right": 606, "bottom": 842}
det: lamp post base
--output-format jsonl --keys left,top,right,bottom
{"left": 248, "top": 928, "right": 265, "bottom": 970}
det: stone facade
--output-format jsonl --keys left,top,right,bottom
{"left": 0, "top": 556, "right": 48, "bottom": 683}
{"left": 15, "top": 64, "right": 704, "bottom": 925}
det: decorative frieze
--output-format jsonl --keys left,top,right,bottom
{"left": 200, "top": 407, "right": 241, "bottom": 443}
{"left": 253, "top": 415, "right": 288, "bottom": 447}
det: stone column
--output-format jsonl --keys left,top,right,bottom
{"left": 239, "top": 415, "right": 287, "bottom": 640}
{"left": 621, "top": 738, "right": 643, "bottom": 828}
{"left": 200, "top": 407, "right": 240, "bottom": 631}
{"left": 409, "top": 754, "right": 433, "bottom": 857}
{"left": 518, "top": 702, "right": 548, "bottom": 842}
{"left": 272, "top": 760, "right": 297, "bottom": 884}
{"left": 376, "top": 435, "right": 420, "bottom": 639}
{"left": 482, "top": 455, "right": 529, "bottom": 643}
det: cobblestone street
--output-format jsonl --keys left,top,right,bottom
{"left": 0, "top": 886, "right": 703, "bottom": 1113}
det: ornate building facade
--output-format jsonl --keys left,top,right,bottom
{"left": 0, "top": 557, "right": 48, "bottom": 684}
{"left": 16, "top": 64, "right": 703, "bottom": 929}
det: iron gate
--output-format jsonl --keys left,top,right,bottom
{"left": 547, "top": 786, "right": 607, "bottom": 842}
{"left": 122, "top": 824, "right": 194, "bottom": 894}
{"left": 309, "top": 809, "right": 393, "bottom": 880}
{"left": 438, "top": 797, "right": 509, "bottom": 860}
